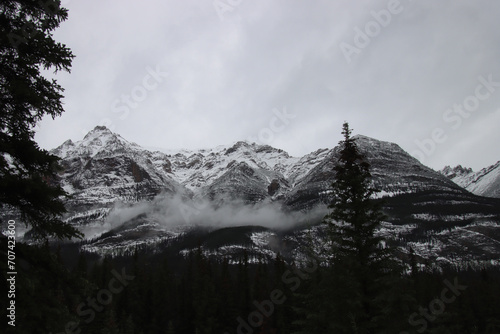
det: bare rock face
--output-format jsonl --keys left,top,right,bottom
{"left": 440, "top": 165, "right": 474, "bottom": 179}
{"left": 268, "top": 179, "right": 280, "bottom": 196}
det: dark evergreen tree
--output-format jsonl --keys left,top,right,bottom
{"left": 0, "top": 0, "right": 79, "bottom": 240}
{"left": 0, "top": 4, "right": 95, "bottom": 333}
{"left": 322, "top": 122, "right": 408, "bottom": 333}
{"left": 294, "top": 122, "right": 409, "bottom": 333}
{"left": 322, "top": 122, "right": 404, "bottom": 332}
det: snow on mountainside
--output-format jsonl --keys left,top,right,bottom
{"left": 284, "top": 134, "right": 466, "bottom": 210}
{"left": 42, "top": 126, "right": 500, "bottom": 268}
{"left": 157, "top": 141, "right": 331, "bottom": 201}
{"left": 52, "top": 126, "right": 465, "bottom": 215}
{"left": 441, "top": 162, "right": 500, "bottom": 198}
{"left": 49, "top": 126, "right": 330, "bottom": 228}
{"left": 50, "top": 126, "right": 184, "bottom": 229}
{"left": 160, "top": 141, "right": 311, "bottom": 201}
{"left": 53, "top": 126, "right": 182, "bottom": 201}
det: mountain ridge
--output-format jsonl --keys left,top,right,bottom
{"left": 51, "top": 126, "right": 467, "bottom": 208}
{"left": 440, "top": 162, "right": 500, "bottom": 198}
{"left": 32, "top": 125, "right": 500, "bottom": 268}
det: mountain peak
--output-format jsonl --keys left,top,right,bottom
{"left": 52, "top": 125, "right": 137, "bottom": 159}
{"left": 225, "top": 141, "right": 252, "bottom": 155}
{"left": 352, "top": 134, "right": 392, "bottom": 146}
{"left": 351, "top": 134, "right": 373, "bottom": 140}
{"left": 94, "top": 125, "right": 109, "bottom": 131}
{"left": 444, "top": 161, "right": 500, "bottom": 198}
{"left": 349, "top": 134, "right": 408, "bottom": 159}
{"left": 440, "top": 165, "right": 473, "bottom": 179}
{"left": 83, "top": 125, "right": 114, "bottom": 140}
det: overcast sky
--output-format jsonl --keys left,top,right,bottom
{"left": 35, "top": 0, "right": 500, "bottom": 171}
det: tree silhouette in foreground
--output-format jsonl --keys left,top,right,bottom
{"left": 0, "top": 2, "right": 88, "bottom": 333}
{"left": 328, "top": 122, "right": 411, "bottom": 333}
{"left": 0, "top": 0, "right": 80, "bottom": 240}
{"left": 296, "top": 122, "right": 408, "bottom": 333}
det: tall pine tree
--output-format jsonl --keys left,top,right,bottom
{"left": 0, "top": 3, "right": 91, "bottom": 333}
{"left": 0, "top": 0, "right": 80, "bottom": 240}
{"left": 321, "top": 122, "right": 405, "bottom": 333}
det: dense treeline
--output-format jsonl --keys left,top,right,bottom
{"left": 2, "top": 234, "right": 500, "bottom": 334}
{"left": 35, "top": 246, "right": 500, "bottom": 334}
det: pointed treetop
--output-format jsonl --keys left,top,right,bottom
{"left": 341, "top": 121, "right": 352, "bottom": 142}
{"left": 338, "top": 122, "right": 360, "bottom": 159}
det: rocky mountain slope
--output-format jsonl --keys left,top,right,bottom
{"left": 284, "top": 135, "right": 466, "bottom": 210}
{"left": 51, "top": 126, "right": 466, "bottom": 223}
{"left": 9, "top": 126, "right": 500, "bottom": 269}
{"left": 441, "top": 162, "right": 500, "bottom": 198}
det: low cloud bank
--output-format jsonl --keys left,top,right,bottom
{"left": 97, "top": 192, "right": 328, "bottom": 236}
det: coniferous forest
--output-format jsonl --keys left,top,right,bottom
{"left": 2, "top": 239, "right": 500, "bottom": 334}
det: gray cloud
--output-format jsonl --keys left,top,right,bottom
{"left": 81, "top": 193, "right": 328, "bottom": 239}
{"left": 35, "top": 0, "right": 500, "bottom": 171}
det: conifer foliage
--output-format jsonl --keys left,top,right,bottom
{"left": 320, "top": 122, "right": 403, "bottom": 333}
{"left": 325, "top": 122, "right": 391, "bottom": 268}
{"left": 0, "top": 0, "right": 80, "bottom": 239}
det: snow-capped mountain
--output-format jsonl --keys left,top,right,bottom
{"left": 441, "top": 162, "right": 500, "bottom": 198}
{"left": 51, "top": 126, "right": 327, "bottom": 210}
{"left": 43, "top": 126, "right": 500, "bottom": 268}
{"left": 53, "top": 126, "right": 182, "bottom": 201}
{"left": 51, "top": 126, "right": 184, "bottom": 229}
{"left": 52, "top": 126, "right": 465, "bottom": 217}
{"left": 284, "top": 134, "right": 465, "bottom": 210}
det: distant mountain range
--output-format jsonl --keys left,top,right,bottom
{"left": 440, "top": 162, "right": 500, "bottom": 198}
{"left": 8, "top": 126, "right": 500, "bottom": 268}
{"left": 52, "top": 126, "right": 467, "bottom": 213}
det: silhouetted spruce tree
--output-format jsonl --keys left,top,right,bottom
{"left": 0, "top": 0, "right": 79, "bottom": 240}
{"left": 325, "top": 122, "right": 408, "bottom": 333}
{"left": 298, "top": 122, "right": 407, "bottom": 333}
{"left": 0, "top": 3, "right": 95, "bottom": 334}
